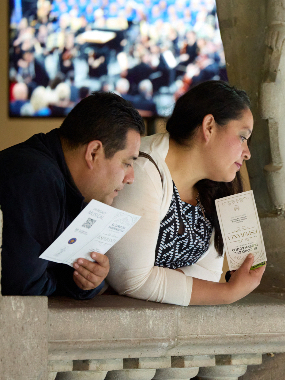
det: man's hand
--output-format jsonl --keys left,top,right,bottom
{"left": 72, "top": 252, "right": 110, "bottom": 291}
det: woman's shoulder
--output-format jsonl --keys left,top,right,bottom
{"left": 140, "top": 133, "right": 170, "bottom": 160}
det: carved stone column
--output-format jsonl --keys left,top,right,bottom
{"left": 105, "top": 369, "right": 156, "bottom": 380}
{"left": 260, "top": 0, "right": 285, "bottom": 212}
{"left": 197, "top": 365, "right": 247, "bottom": 379}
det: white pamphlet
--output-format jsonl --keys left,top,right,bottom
{"left": 40, "top": 199, "right": 141, "bottom": 267}
{"left": 215, "top": 190, "right": 267, "bottom": 271}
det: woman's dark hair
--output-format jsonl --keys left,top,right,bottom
{"left": 59, "top": 91, "right": 145, "bottom": 158}
{"left": 166, "top": 80, "right": 251, "bottom": 255}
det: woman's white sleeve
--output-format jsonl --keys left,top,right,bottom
{"left": 179, "top": 231, "right": 224, "bottom": 282}
{"left": 106, "top": 161, "right": 193, "bottom": 306}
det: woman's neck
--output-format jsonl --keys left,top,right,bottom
{"left": 165, "top": 138, "right": 205, "bottom": 205}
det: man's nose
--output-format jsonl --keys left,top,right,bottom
{"left": 124, "top": 166, "right": 135, "bottom": 184}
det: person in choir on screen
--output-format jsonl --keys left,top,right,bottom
{"left": 132, "top": 79, "right": 157, "bottom": 117}
{"left": 115, "top": 78, "right": 135, "bottom": 104}
{"left": 9, "top": 82, "right": 29, "bottom": 116}
{"left": 17, "top": 46, "right": 50, "bottom": 97}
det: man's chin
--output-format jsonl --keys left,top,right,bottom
{"left": 106, "top": 194, "right": 116, "bottom": 206}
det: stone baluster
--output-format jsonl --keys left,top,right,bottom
{"left": 48, "top": 360, "right": 73, "bottom": 380}
{"left": 106, "top": 356, "right": 172, "bottom": 380}
{"left": 56, "top": 372, "right": 108, "bottom": 380}
{"left": 153, "top": 355, "right": 215, "bottom": 380}
{"left": 105, "top": 356, "right": 169, "bottom": 380}
{"left": 197, "top": 365, "right": 247, "bottom": 379}
{"left": 197, "top": 353, "right": 262, "bottom": 380}
{"left": 55, "top": 359, "right": 125, "bottom": 380}
{"left": 153, "top": 368, "right": 199, "bottom": 379}
{"left": 105, "top": 369, "right": 156, "bottom": 380}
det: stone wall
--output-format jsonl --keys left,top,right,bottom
{"left": 0, "top": 210, "right": 49, "bottom": 379}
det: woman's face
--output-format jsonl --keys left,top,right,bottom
{"left": 206, "top": 107, "right": 253, "bottom": 183}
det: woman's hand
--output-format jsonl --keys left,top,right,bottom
{"left": 227, "top": 253, "right": 266, "bottom": 303}
{"left": 190, "top": 253, "right": 266, "bottom": 305}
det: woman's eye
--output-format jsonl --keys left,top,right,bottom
{"left": 240, "top": 136, "right": 247, "bottom": 143}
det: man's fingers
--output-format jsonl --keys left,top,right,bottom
{"left": 74, "top": 259, "right": 108, "bottom": 281}
{"left": 72, "top": 253, "right": 110, "bottom": 291}
{"left": 90, "top": 252, "right": 109, "bottom": 268}
{"left": 73, "top": 271, "right": 96, "bottom": 290}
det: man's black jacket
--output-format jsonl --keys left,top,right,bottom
{"left": 0, "top": 129, "right": 104, "bottom": 298}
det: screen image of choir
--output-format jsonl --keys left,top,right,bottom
{"left": 9, "top": 0, "right": 227, "bottom": 117}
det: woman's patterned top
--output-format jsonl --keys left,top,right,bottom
{"left": 155, "top": 182, "right": 213, "bottom": 269}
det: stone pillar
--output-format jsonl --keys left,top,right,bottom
{"left": 105, "top": 369, "right": 156, "bottom": 380}
{"left": 197, "top": 365, "right": 247, "bottom": 379}
{"left": 0, "top": 209, "right": 49, "bottom": 379}
{"left": 260, "top": 0, "right": 285, "bottom": 212}
{"left": 216, "top": 0, "right": 285, "bottom": 294}
{"left": 216, "top": 0, "right": 271, "bottom": 213}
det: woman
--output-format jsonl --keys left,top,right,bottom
{"left": 106, "top": 80, "right": 265, "bottom": 306}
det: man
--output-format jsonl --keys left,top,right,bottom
{"left": 0, "top": 92, "right": 145, "bottom": 298}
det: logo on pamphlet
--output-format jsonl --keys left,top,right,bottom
{"left": 68, "top": 238, "right": 77, "bottom": 244}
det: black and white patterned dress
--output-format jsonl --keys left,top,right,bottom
{"left": 155, "top": 182, "right": 213, "bottom": 269}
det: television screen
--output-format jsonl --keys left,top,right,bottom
{"left": 9, "top": 0, "right": 227, "bottom": 118}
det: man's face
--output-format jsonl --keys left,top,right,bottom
{"left": 84, "top": 129, "right": 141, "bottom": 205}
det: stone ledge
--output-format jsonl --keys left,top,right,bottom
{"left": 48, "top": 294, "right": 285, "bottom": 361}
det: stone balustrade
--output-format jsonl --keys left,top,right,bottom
{"left": 2, "top": 208, "right": 285, "bottom": 380}
{"left": 46, "top": 293, "right": 285, "bottom": 380}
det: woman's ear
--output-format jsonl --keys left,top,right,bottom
{"left": 85, "top": 140, "right": 103, "bottom": 170}
{"left": 202, "top": 114, "right": 216, "bottom": 143}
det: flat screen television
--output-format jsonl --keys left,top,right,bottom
{"left": 9, "top": 0, "right": 227, "bottom": 118}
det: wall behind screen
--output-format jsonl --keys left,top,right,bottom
{"left": 0, "top": 1, "right": 60, "bottom": 150}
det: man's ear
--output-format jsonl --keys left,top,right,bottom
{"left": 202, "top": 114, "right": 216, "bottom": 143}
{"left": 85, "top": 140, "right": 103, "bottom": 170}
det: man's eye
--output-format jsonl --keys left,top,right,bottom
{"left": 124, "top": 163, "right": 131, "bottom": 168}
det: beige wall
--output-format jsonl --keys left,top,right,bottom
{"left": 0, "top": 1, "right": 62, "bottom": 150}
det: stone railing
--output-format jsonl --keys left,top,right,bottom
{"left": 47, "top": 293, "right": 285, "bottom": 380}
{"left": 2, "top": 209, "right": 285, "bottom": 380}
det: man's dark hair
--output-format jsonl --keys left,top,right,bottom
{"left": 59, "top": 91, "right": 145, "bottom": 158}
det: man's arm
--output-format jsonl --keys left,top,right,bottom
{"left": 1, "top": 170, "right": 107, "bottom": 298}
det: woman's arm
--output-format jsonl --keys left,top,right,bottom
{"left": 107, "top": 158, "right": 265, "bottom": 306}
{"left": 190, "top": 254, "right": 266, "bottom": 305}
{"left": 106, "top": 159, "right": 193, "bottom": 306}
